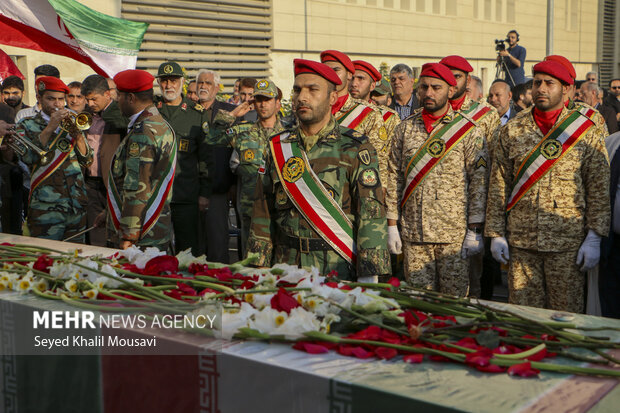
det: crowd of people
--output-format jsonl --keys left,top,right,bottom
{"left": 0, "top": 37, "right": 619, "bottom": 318}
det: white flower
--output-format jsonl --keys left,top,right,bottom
{"left": 245, "top": 292, "right": 275, "bottom": 310}
{"left": 77, "top": 259, "right": 99, "bottom": 282}
{"left": 300, "top": 295, "right": 333, "bottom": 317}
{"left": 16, "top": 277, "right": 32, "bottom": 293}
{"left": 99, "top": 264, "right": 121, "bottom": 288}
{"left": 176, "top": 248, "right": 207, "bottom": 270}
{"left": 277, "top": 307, "right": 321, "bottom": 339}
{"left": 273, "top": 264, "right": 319, "bottom": 284}
{"left": 0, "top": 280, "right": 8, "bottom": 292}
{"left": 64, "top": 279, "right": 79, "bottom": 295}
{"left": 33, "top": 278, "right": 49, "bottom": 293}
{"left": 118, "top": 245, "right": 143, "bottom": 262}
{"left": 254, "top": 272, "right": 278, "bottom": 288}
{"left": 218, "top": 302, "right": 257, "bottom": 340}
{"left": 132, "top": 247, "right": 166, "bottom": 269}
{"left": 249, "top": 307, "right": 288, "bottom": 334}
{"left": 83, "top": 289, "right": 98, "bottom": 300}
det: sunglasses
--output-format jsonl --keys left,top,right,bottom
{"left": 611, "top": 86, "right": 620, "bottom": 90}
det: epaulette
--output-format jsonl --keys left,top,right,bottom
{"left": 340, "top": 126, "right": 367, "bottom": 143}
{"left": 404, "top": 107, "right": 424, "bottom": 121}
{"left": 458, "top": 110, "right": 478, "bottom": 126}
{"left": 133, "top": 122, "right": 144, "bottom": 133}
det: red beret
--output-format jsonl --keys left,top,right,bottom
{"left": 36, "top": 76, "right": 69, "bottom": 94}
{"left": 293, "top": 59, "right": 342, "bottom": 86}
{"left": 533, "top": 60, "right": 574, "bottom": 85}
{"left": 113, "top": 69, "right": 155, "bottom": 93}
{"left": 352, "top": 60, "right": 381, "bottom": 82}
{"left": 439, "top": 55, "right": 474, "bottom": 73}
{"left": 320, "top": 50, "right": 355, "bottom": 74}
{"left": 544, "top": 55, "right": 576, "bottom": 80}
{"left": 419, "top": 63, "right": 457, "bottom": 86}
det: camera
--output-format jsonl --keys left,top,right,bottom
{"left": 495, "top": 39, "right": 507, "bottom": 52}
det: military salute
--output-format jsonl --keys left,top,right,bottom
{"left": 155, "top": 61, "right": 209, "bottom": 255}
{"left": 107, "top": 70, "right": 177, "bottom": 250}
{"left": 485, "top": 58, "right": 610, "bottom": 312}
{"left": 386, "top": 63, "right": 490, "bottom": 296}
{"left": 247, "top": 59, "right": 391, "bottom": 281}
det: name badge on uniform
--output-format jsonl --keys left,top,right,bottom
{"left": 179, "top": 139, "right": 189, "bottom": 152}
{"left": 243, "top": 149, "right": 255, "bottom": 162}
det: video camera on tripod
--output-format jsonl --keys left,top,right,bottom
{"left": 494, "top": 38, "right": 508, "bottom": 52}
{"left": 494, "top": 38, "right": 515, "bottom": 85}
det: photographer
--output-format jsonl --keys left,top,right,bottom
{"left": 497, "top": 30, "right": 526, "bottom": 87}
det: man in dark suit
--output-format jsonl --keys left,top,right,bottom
{"left": 604, "top": 78, "right": 620, "bottom": 128}
{"left": 600, "top": 131, "right": 620, "bottom": 318}
{"left": 579, "top": 81, "right": 618, "bottom": 134}
{"left": 489, "top": 79, "right": 516, "bottom": 125}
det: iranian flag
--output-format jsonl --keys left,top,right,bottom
{"left": 0, "top": 0, "right": 148, "bottom": 77}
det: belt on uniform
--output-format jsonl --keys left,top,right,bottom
{"left": 280, "top": 234, "right": 331, "bottom": 253}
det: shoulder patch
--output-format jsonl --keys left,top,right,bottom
{"left": 202, "top": 121, "right": 209, "bottom": 134}
{"left": 360, "top": 168, "right": 379, "bottom": 187}
{"left": 358, "top": 149, "right": 371, "bottom": 165}
{"left": 341, "top": 127, "right": 366, "bottom": 143}
{"left": 129, "top": 142, "right": 140, "bottom": 157}
{"left": 194, "top": 103, "right": 204, "bottom": 112}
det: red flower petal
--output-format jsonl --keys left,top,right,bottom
{"left": 387, "top": 277, "right": 401, "bottom": 287}
{"left": 346, "top": 325, "right": 383, "bottom": 341}
{"left": 456, "top": 337, "right": 481, "bottom": 351}
{"left": 508, "top": 362, "right": 540, "bottom": 377}
{"left": 292, "top": 341, "right": 330, "bottom": 354}
{"left": 525, "top": 348, "right": 547, "bottom": 361}
{"left": 375, "top": 347, "right": 398, "bottom": 360}
{"left": 33, "top": 254, "right": 54, "bottom": 273}
{"left": 143, "top": 255, "right": 179, "bottom": 275}
{"left": 337, "top": 345, "right": 375, "bottom": 359}
{"left": 403, "top": 354, "right": 424, "bottom": 363}
{"left": 270, "top": 287, "right": 300, "bottom": 314}
{"left": 475, "top": 364, "right": 507, "bottom": 373}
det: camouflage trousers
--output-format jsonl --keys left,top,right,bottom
{"left": 27, "top": 208, "right": 87, "bottom": 243}
{"left": 508, "top": 247, "right": 584, "bottom": 313}
{"left": 403, "top": 242, "right": 469, "bottom": 296}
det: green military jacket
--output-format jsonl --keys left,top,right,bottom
{"left": 101, "top": 100, "right": 128, "bottom": 136}
{"left": 17, "top": 113, "right": 93, "bottom": 214}
{"left": 247, "top": 118, "right": 391, "bottom": 280}
{"left": 108, "top": 105, "right": 176, "bottom": 249}
{"left": 156, "top": 96, "right": 210, "bottom": 203}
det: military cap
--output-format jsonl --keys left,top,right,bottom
{"left": 372, "top": 77, "right": 392, "bottom": 96}
{"left": 352, "top": 60, "right": 381, "bottom": 82}
{"left": 253, "top": 79, "right": 278, "bottom": 98}
{"left": 543, "top": 55, "right": 576, "bottom": 80}
{"left": 439, "top": 55, "right": 474, "bottom": 73}
{"left": 114, "top": 69, "right": 155, "bottom": 93}
{"left": 294, "top": 59, "right": 342, "bottom": 86}
{"left": 420, "top": 63, "right": 457, "bottom": 86}
{"left": 36, "top": 76, "right": 69, "bottom": 94}
{"left": 320, "top": 50, "right": 355, "bottom": 74}
{"left": 533, "top": 60, "right": 574, "bottom": 85}
{"left": 156, "top": 61, "right": 184, "bottom": 78}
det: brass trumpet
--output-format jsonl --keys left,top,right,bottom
{"left": 0, "top": 127, "right": 51, "bottom": 165}
{"left": 59, "top": 110, "right": 93, "bottom": 132}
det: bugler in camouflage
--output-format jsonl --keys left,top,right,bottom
{"left": 485, "top": 106, "right": 610, "bottom": 312}
{"left": 247, "top": 117, "right": 391, "bottom": 280}
{"left": 16, "top": 114, "right": 93, "bottom": 241}
{"left": 387, "top": 106, "right": 489, "bottom": 295}
{"left": 107, "top": 105, "right": 176, "bottom": 249}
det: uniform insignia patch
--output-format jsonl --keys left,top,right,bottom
{"left": 327, "top": 189, "right": 335, "bottom": 199}
{"left": 258, "top": 159, "right": 266, "bottom": 174}
{"left": 163, "top": 64, "right": 173, "bottom": 74}
{"left": 282, "top": 156, "right": 304, "bottom": 183}
{"left": 129, "top": 142, "right": 140, "bottom": 157}
{"left": 195, "top": 104, "right": 204, "bottom": 112}
{"left": 427, "top": 138, "right": 446, "bottom": 158}
{"left": 358, "top": 149, "right": 371, "bottom": 165}
{"left": 243, "top": 149, "right": 255, "bottom": 162}
{"left": 57, "top": 138, "right": 71, "bottom": 153}
{"left": 257, "top": 80, "right": 269, "bottom": 89}
{"left": 541, "top": 139, "right": 562, "bottom": 160}
{"left": 379, "top": 126, "right": 388, "bottom": 141}
{"left": 475, "top": 136, "right": 484, "bottom": 150}
{"left": 202, "top": 121, "right": 209, "bottom": 134}
{"left": 475, "top": 156, "right": 487, "bottom": 169}
{"left": 360, "top": 169, "right": 378, "bottom": 187}
{"left": 38, "top": 81, "right": 45, "bottom": 92}
{"left": 181, "top": 103, "right": 187, "bottom": 111}
{"left": 157, "top": 101, "right": 162, "bottom": 109}
{"left": 113, "top": 159, "right": 120, "bottom": 172}
{"left": 225, "top": 128, "right": 234, "bottom": 136}
{"left": 352, "top": 131, "right": 363, "bottom": 138}
{"left": 276, "top": 187, "right": 288, "bottom": 205}
{"left": 179, "top": 139, "right": 189, "bottom": 152}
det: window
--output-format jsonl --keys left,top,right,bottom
{"left": 401, "top": 0, "right": 411, "bottom": 10}
{"left": 506, "top": 0, "right": 515, "bottom": 23}
{"left": 416, "top": 0, "right": 425, "bottom": 12}
{"left": 496, "top": 0, "right": 502, "bottom": 21}
{"left": 384, "top": 0, "right": 394, "bottom": 8}
{"left": 432, "top": 0, "right": 441, "bottom": 14}
{"left": 484, "top": 0, "right": 492, "bottom": 20}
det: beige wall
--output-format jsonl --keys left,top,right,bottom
{"left": 1, "top": 0, "right": 121, "bottom": 105}
{"left": 272, "top": 0, "right": 601, "bottom": 98}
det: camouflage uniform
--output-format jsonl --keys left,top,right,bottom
{"left": 569, "top": 99, "right": 609, "bottom": 135}
{"left": 461, "top": 97, "right": 501, "bottom": 159}
{"left": 387, "top": 107, "right": 489, "bottom": 296}
{"left": 108, "top": 105, "right": 176, "bottom": 250}
{"left": 17, "top": 113, "right": 93, "bottom": 242}
{"left": 247, "top": 118, "right": 391, "bottom": 280}
{"left": 156, "top": 96, "right": 210, "bottom": 255}
{"left": 485, "top": 106, "right": 610, "bottom": 312}
{"left": 335, "top": 95, "right": 390, "bottom": 189}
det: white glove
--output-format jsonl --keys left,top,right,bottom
{"left": 576, "top": 229, "right": 601, "bottom": 271}
{"left": 357, "top": 276, "right": 378, "bottom": 283}
{"left": 490, "top": 237, "right": 510, "bottom": 264}
{"left": 387, "top": 225, "right": 402, "bottom": 254}
{"left": 461, "top": 229, "right": 484, "bottom": 259}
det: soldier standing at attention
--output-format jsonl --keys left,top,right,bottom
{"left": 320, "top": 50, "right": 389, "bottom": 189}
{"left": 485, "top": 58, "right": 610, "bottom": 313}
{"left": 247, "top": 59, "right": 391, "bottom": 282}
{"left": 386, "top": 63, "right": 489, "bottom": 296}
{"left": 7, "top": 77, "right": 93, "bottom": 242}
{"left": 155, "top": 61, "right": 209, "bottom": 255}
{"left": 107, "top": 70, "right": 177, "bottom": 250}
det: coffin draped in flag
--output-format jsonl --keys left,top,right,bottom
{"left": 0, "top": 0, "right": 148, "bottom": 77}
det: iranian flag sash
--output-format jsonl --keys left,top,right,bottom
{"left": 270, "top": 133, "right": 356, "bottom": 264}
{"left": 336, "top": 103, "right": 374, "bottom": 130}
{"left": 400, "top": 105, "right": 491, "bottom": 208}
{"left": 382, "top": 110, "right": 396, "bottom": 123}
{"left": 28, "top": 129, "right": 74, "bottom": 201}
{"left": 107, "top": 142, "right": 177, "bottom": 238}
{"left": 506, "top": 108, "right": 595, "bottom": 212}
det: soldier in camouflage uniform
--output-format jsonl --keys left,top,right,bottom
{"left": 386, "top": 63, "right": 489, "bottom": 296}
{"left": 107, "top": 70, "right": 177, "bottom": 250}
{"left": 8, "top": 77, "right": 93, "bottom": 242}
{"left": 155, "top": 61, "right": 210, "bottom": 255}
{"left": 485, "top": 59, "right": 610, "bottom": 313}
{"left": 320, "top": 51, "right": 390, "bottom": 189}
{"left": 247, "top": 59, "right": 391, "bottom": 281}
{"left": 209, "top": 79, "right": 285, "bottom": 256}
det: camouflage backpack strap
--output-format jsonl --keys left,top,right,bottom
{"left": 336, "top": 102, "right": 374, "bottom": 130}
{"left": 270, "top": 132, "right": 356, "bottom": 264}
{"left": 28, "top": 128, "right": 74, "bottom": 202}
{"left": 506, "top": 108, "right": 595, "bottom": 212}
{"left": 107, "top": 138, "right": 178, "bottom": 237}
